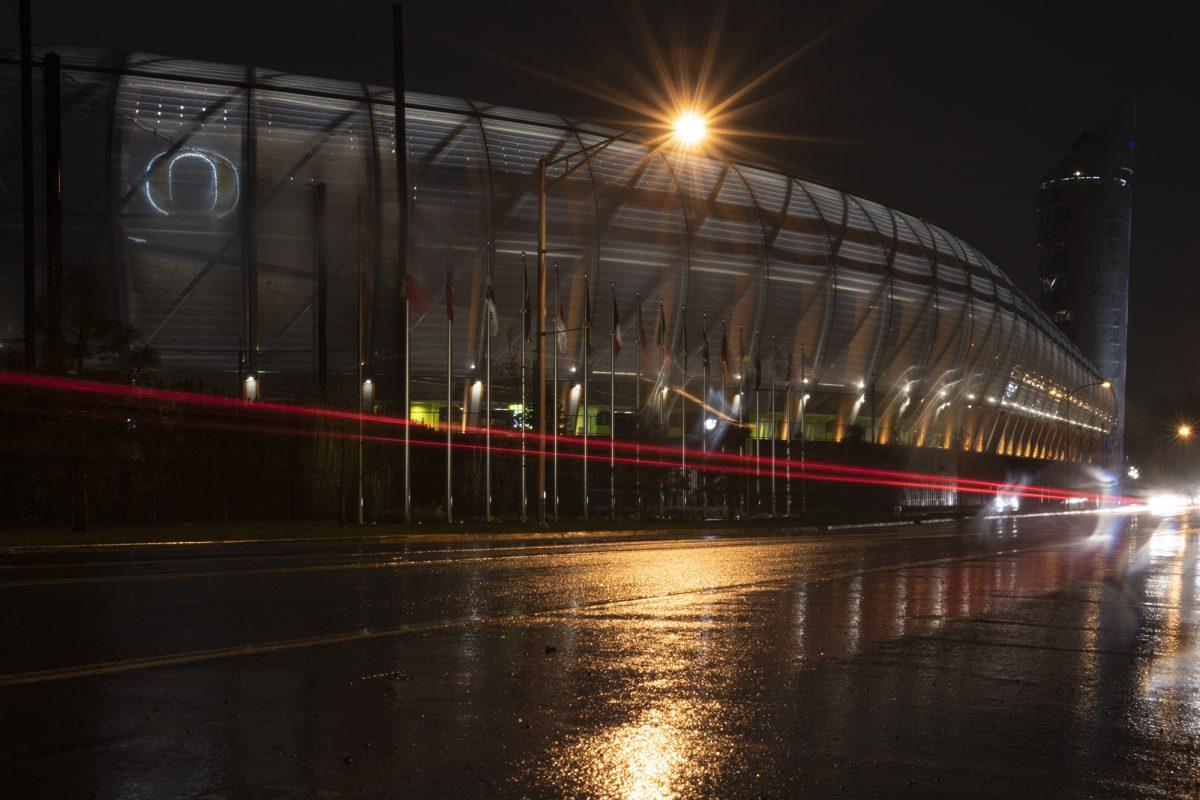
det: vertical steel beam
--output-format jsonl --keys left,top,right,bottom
{"left": 106, "top": 53, "right": 131, "bottom": 326}
{"left": 392, "top": 3, "right": 411, "bottom": 521}
{"left": 43, "top": 52, "right": 62, "bottom": 374}
{"left": 357, "top": 196, "right": 366, "bottom": 525}
{"left": 315, "top": 182, "right": 328, "bottom": 393}
{"left": 536, "top": 158, "right": 548, "bottom": 526}
{"left": 20, "top": 0, "right": 36, "bottom": 370}
{"left": 242, "top": 70, "right": 258, "bottom": 380}
{"left": 361, "top": 81, "right": 383, "bottom": 378}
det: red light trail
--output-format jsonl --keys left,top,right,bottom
{"left": 0, "top": 371, "right": 1131, "bottom": 504}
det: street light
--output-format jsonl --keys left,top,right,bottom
{"left": 535, "top": 115, "right": 709, "bottom": 525}
{"left": 1178, "top": 424, "right": 1192, "bottom": 440}
{"left": 673, "top": 112, "right": 707, "bottom": 147}
{"left": 1063, "top": 379, "right": 1112, "bottom": 461}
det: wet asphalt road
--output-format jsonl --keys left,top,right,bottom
{"left": 2, "top": 513, "right": 1200, "bottom": 799}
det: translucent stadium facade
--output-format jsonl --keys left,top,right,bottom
{"left": 1, "top": 49, "right": 1116, "bottom": 460}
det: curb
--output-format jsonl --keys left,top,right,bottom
{"left": 0, "top": 515, "right": 981, "bottom": 555}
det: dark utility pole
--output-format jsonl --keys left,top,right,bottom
{"left": 393, "top": 2, "right": 412, "bottom": 522}
{"left": 20, "top": 0, "right": 35, "bottom": 370}
{"left": 242, "top": 66, "right": 258, "bottom": 390}
{"left": 536, "top": 158, "right": 548, "bottom": 526}
{"left": 43, "top": 51, "right": 62, "bottom": 374}
{"left": 315, "top": 182, "right": 328, "bottom": 393}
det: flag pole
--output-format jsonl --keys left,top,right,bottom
{"left": 801, "top": 346, "right": 807, "bottom": 518}
{"left": 484, "top": 246, "right": 493, "bottom": 522}
{"left": 701, "top": 312, "right": 708, "bottom": 516}
{"left": 404, "top": 290, "right": 411, "bottom": 521}
{"left": 536, "top": 159, "right": 547, "bottom": 526}
{"left": 770, "top": 335, "right": 777, "bottom": 518}
{"left": 610, "top": 282, "right": 617, "bottom": 520}
{"left": 520, "top": 253, "right": 528, "bottom": 522}
{"left": 738, "top": 323, "right": 746, "bottom": 517}
{"left": 785, "top": 337, "right": 792, "bottom": 517}
{"left": 754, "top": 328, "right": 761, "bottom": 515}
{"left": 393, "top": 3, "right": 411, "bottom": 525}
{"left": 634, "top": 292, "right": 642, "bottom": 520}
{"left": 721, "top": 318, "right": 729, "bottom": 520}
{"left": 582, "top": 271, "right": 590, "bottom": 521}
{"left": 356, "top": 196, "right": 365, "bottom": 526}
{"left": 658, "top": 298, "right": 665, "bottom": 519}
{"left": 679, "top": 304, "right": 687, "bottom": 515}
{"left": 552, "top": 262, "right": 560, "bottom": 522}
{"left": 445, "top": 232, "right": 453, "bottom": 524}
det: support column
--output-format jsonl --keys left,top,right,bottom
{"left": 43, "top": 52, "right": 62, "bottom": 374}
{"left": 393, "top": 2, "right": 411, "bottom": 521}
{"left": 242, "top": 68, "right": 258, "bottom": 386}
{"left": 315, "top": 183, "right": 328, "bottom": 393}
{"left": 536, "top": 158, "right": 548, "bottom": 526}
{"left": 20, "top": 0, "right": 36, "bottom": 371}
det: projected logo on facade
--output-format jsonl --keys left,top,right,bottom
{"left": 143, "top": 149, "right": 240, "bottom": 218}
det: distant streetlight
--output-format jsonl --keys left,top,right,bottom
{"left": 1178, "top": 423, "right": 1192, "bottom": 440}
{"left": 1063, "top": 379, "right": 1113, "bottom": 460}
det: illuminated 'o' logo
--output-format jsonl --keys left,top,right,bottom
{"left": 144, "top": 149, "right": 240, "bottom": 217}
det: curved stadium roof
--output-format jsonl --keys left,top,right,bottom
{"left": 0, "top": 48, "right": 1115, "bottom": 456}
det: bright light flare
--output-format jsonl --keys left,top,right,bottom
{"left": 1147, "top": 493, "right": 1190, "bottom": 516}
{"left": 992, "top": 495, "right": 1020, "bottom": 513}
{"left": 1178, "top": 424, "right": 1192, "bottom": 439}
{"left": 672, "top": 112, "right": 706, "bottom": 146}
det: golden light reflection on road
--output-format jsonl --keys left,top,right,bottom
{"left": 544, "top": 699, "right": 727, "bottom": 800}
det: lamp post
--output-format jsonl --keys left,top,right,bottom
{"left": 1063, "top": 379, "right": 1111, "bottom": 461}
{"left": 535, "top": 115, "right": 706, "bottom": 525}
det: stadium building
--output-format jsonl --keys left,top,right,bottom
{"left": 2, "top": 48, "right": 1117, "bottom": 463}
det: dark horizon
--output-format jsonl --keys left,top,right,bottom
{"left": 10, "top": 0, "right": 1195, "bottom": 449}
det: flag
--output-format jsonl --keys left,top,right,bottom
{"left": 402, "top": 274, "right": 430, "bottom": 313}
{"left": 484, "top": 278, "right": 498, "bottom": 337}
{"left": 584, "top": 273, "right": 594, "bottom": 356}
{"left": 785, "top": 339, "right": 794, "bottom": 384}
{"left": 701, "top": 323, "right": 710, "bottom": 371}
{"left": 554, "top": 302, "right": 567, "bottom": 354}
{"left": 445, "top": 269, "right": 454, "bottom": 323}
{"left": 521, "top": 253, "right": 531, "bottom": 342}
{"left": 720, "top": 320, "right": 729, "bottom": 383}
{"left": 611, "top": 288, "right": 623, "bottom": 359}
{"left": 654, "top": 300, "right": 666, "bottom": 350}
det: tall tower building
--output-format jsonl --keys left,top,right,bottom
{"left": 1037, "top": 99, "right": 1134, "bottom": 460}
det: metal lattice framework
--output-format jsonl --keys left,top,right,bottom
{"left": 0, "top": 47, "right": 1116, "bottom": 460}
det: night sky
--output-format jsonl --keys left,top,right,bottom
{"left": 15, "top": 0, "right": 1196, "bottom": 441}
